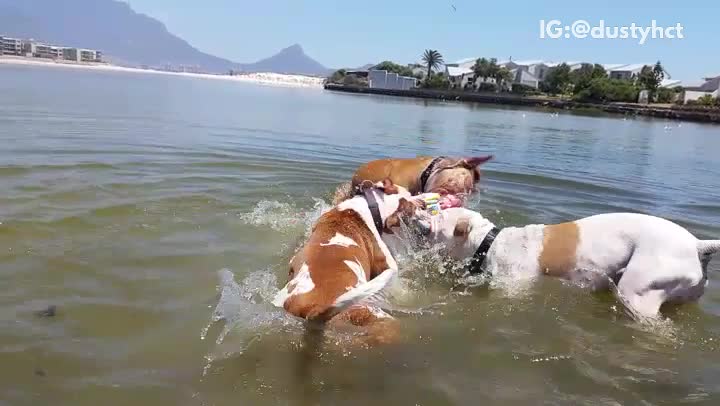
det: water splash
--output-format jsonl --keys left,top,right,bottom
{"left": 201, "top": 269, "right": 289, "bottom": 343}
{"left": 200, "top": 268, "right": 302, "bottom": 375}
{"left": 238, "top": 197, "right": 330, "bottom": 235}
{"left": 607, "top": 277, "right": 681, "bottom": 343}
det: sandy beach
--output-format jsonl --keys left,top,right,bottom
{"left": 0, "top": 56, "right": 325, "bottom": 88}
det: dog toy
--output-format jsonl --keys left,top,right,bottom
{"left": 422, "top": 193, "right": 442, "bottom": 216}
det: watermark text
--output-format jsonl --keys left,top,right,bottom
{"left": 539, "top": 20, "right": 684, "bottom": 45}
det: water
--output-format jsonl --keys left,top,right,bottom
{"left": 1, "top": 64, "right": 719, "bottom": 405}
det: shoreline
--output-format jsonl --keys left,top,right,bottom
{"left": 324, "top": 84, "right": 720, "bottom": 124}
{"left": 0, "top": 56, "right": 325, "bottom": 88}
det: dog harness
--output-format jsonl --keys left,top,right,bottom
{"left": 466, "top": 227, "right": 501, "bottom": 274}
{"left": 419, "top": 157, "right": 445, "bottom": 192}
{"left": 355, "top": 186, "right": 385, "bottom": 235}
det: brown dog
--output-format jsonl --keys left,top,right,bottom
{"left": 273, "top": 180, "right": 417, "bottom": 345}
{"left": 333, "top": 156, "right": 493, "bottom": 205}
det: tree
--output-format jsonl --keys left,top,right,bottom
{"left": 590, "top": 63, "right": 607, "bottom": 79}
{"left": 697, "top": 94, "right": 716, "bottom": 106}
{"left": 570, "top": 63, "right": 607, "bottom": 96}
{"left": 422, "top": 71, "right": 450, "bottom": 89}
{"left": 421, "top": 49, "right": 444, "bottom": 80}
{"left": 655, "top": 87, "right": 678, "bottom": 104}
{"left": 493, "top": 66, "right": 513, "bottom": 91}
{"left": 343, "top": 74, "right": 367, "bottom": 87}
{"left": 543, "top": 63, "right": 572, "bottom": 95}
{"left": 510, "top": 83, "right": 538, "bottom": 95}
{"left": 373, "top": 61, "right": 417, "bottom": 78}
{"left": 473, "top": 57, "right": 493, "bottom": 84}
{"left": 637, "top": 61, "right": 665, "bottom": 99}
{"left": 327, "top": 69, "right": 347, "bottom": 84}
{"left": 477, "top": 82, "right": 497, "bottom": 92}
{"left": 573, "top": 77, "right": 639, "bottom": 103}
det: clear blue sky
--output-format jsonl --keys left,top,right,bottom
{"left": 127, "top": 0, "right": 717, "bottom": 81}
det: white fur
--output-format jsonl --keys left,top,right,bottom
{"left": 344, "top": 259, "right": 367, "bottom": 286}
{"left": 331, "top": 268, "right": 397, "bottom": 314}
{"left": 271, "top": 263, "right": 314, "bottom": 308}
{"left": 321, "top": 232, "right": 358, "bottom": 248}
{"left": 422, "top": 208, "right": 718, "bottom": 320}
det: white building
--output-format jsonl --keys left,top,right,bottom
{"left": 2, "top": 36, "right": 102, "bottom": 62}
{"left": 1, "top": 36, "right": 23, "bottom": 55}
{"left": 683, "top": 76, "right": 720, "bottom": 103}
{"left": 510, "top": 69, "right": 540, "bottom": 88}
{"left": 660, "top": 79, "right": 682, "bottom": 88}
{"left": 607, "top": 63, "right": 648, "bottom": 80}
{"left": 502, "top": 60, "right": 547, "bottom": 81}
{"left": 452, "top": 57, "right": 477, "bottom": 69}
{"left": 368, "top": 69, "right": 417, "bottom": 90}
{"left": 445, "top": 65, "right": 475, "bottom": 89}
{"left": 80, "top": 49, "right": 102, "bottom": 62}
{"left": 34, "top": 44, "right": 63, "bottom": 59}
{"left": 368, "top": 70, "right": 387, "bottom": 88}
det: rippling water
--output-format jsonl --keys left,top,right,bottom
{"left": 1, "top": 64, "right": 719, "bottom": 405}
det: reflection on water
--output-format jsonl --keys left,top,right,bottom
{"left": 1, "top": 64, "right": 719, "bottom": 405}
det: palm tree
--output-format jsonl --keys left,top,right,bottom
{"left": 422, "top": 49, "right": 444, "bottom": 80}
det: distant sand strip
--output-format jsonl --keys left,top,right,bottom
{"left": 0, "top": 57, "right": 325, "bottom": 88}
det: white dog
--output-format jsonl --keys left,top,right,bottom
{"left": 404, "top": 207, "right": 719, "bottom": 319}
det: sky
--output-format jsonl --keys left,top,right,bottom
{"left": 127, "top": 0, "right": 717, "bottom": 82}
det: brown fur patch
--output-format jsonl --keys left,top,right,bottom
{"left": 453, "top": 217, "right": 471, "bottom": 238}
{"left": 538, "top": 222, "right": 580, "bottom": 277}
{"left": 381, "top": 178, "right": 399, "bottom": 195}
{"left": 328, "top": 307, "right": 400, "bottom": 345}
{"left": 283, "top": 207, "right": 390, "bottom": 321}
{"left": 352, "top": 157, "right": 434, "bottom": 194}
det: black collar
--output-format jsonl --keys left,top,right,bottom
{"left": 362, "top": 189, "right": 384, "bottom": 235}
{"left": 419, "top": 157, "right": 445, "bottom": 192}
{"left": 466, "top": 227, "right": 501, "bottom": 274}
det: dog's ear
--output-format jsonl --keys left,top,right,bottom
{"left": 453, "top": 217, "right": 472, "bottom": 239}
{"left": 381, "top": 178, "right": 399, "bottom": 195}
{"left": 461, "top": 155, "right": 493, "bottom": 169}
{"left": 383, "top": 198, "right": 416, "bottom": 233}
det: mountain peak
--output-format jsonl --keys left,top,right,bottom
{"left": 0, "top": 0, "right": 331, "bottom": 75}
{"left": 281, "top": 44, "right": 304, "bottom": 53}
{"left": 239, "top": 44, "right": 330, "bottom": 76}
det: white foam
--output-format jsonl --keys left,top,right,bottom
{"left": 201, "top": 268, "right": 302, "bottom": 375}
{"left": 239, "top": 198, "right": 330, "bottom": 235}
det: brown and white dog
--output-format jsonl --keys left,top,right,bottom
{"left": 333, "top": 155, "right": 493, "bottom": 205}
{"left": 407, "top": 207, "right": 720, "bottom": 320}
{"left": 272, "top": 179, "right": 421, "bottom": 344}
